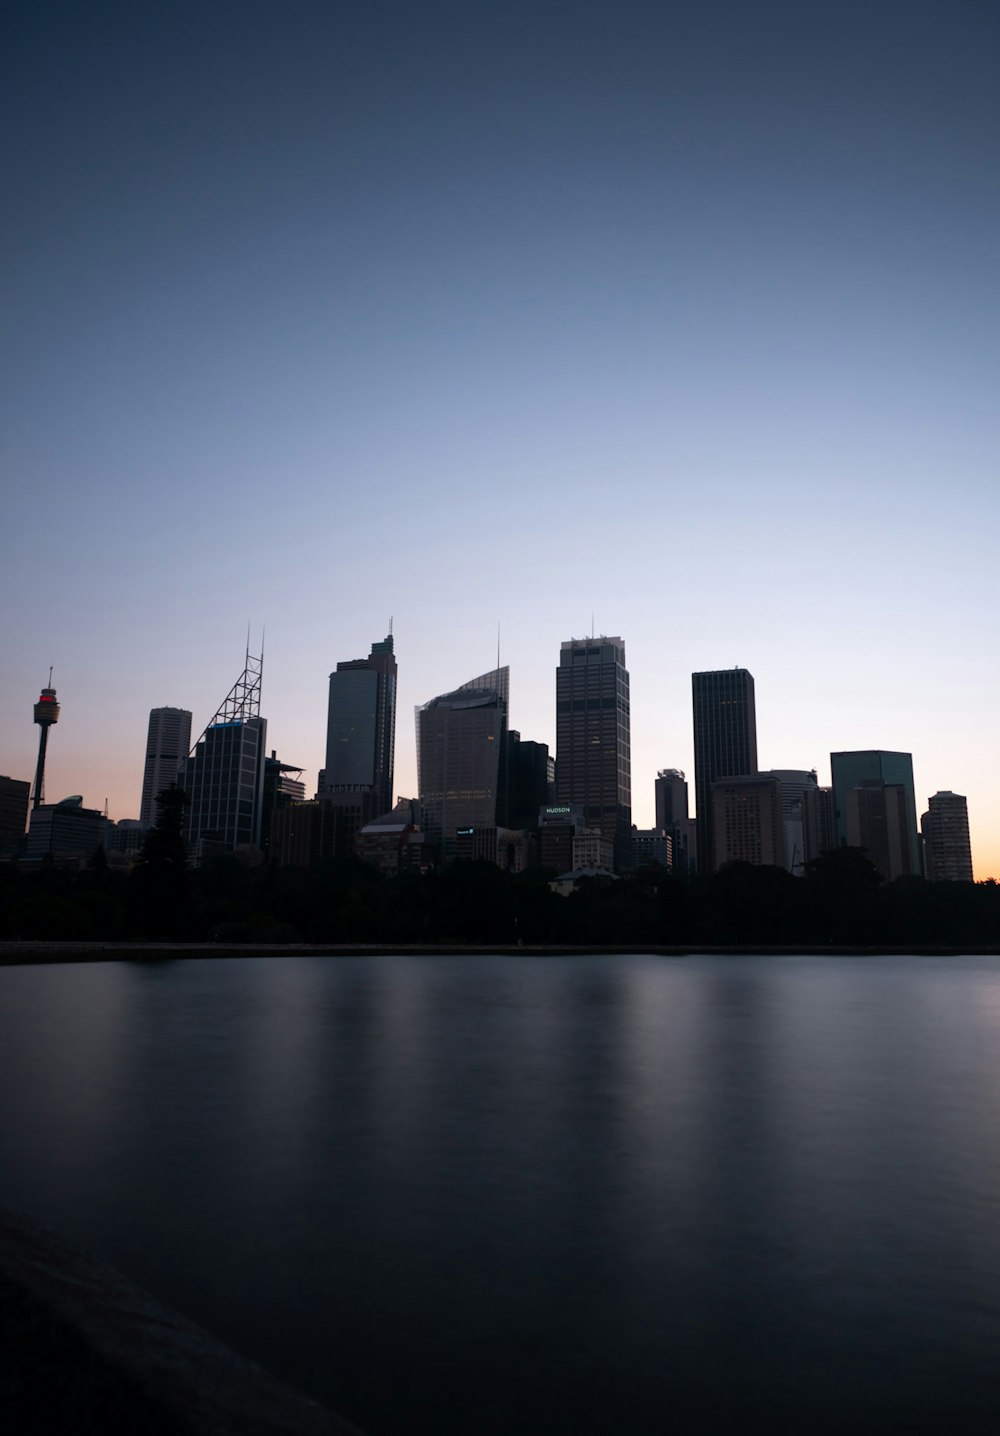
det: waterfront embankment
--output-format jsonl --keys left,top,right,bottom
{"left": 2, "top": 940, "right": 999, "bottom": 964}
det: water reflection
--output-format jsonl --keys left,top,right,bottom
{"left": 0, "top": 955, "right": 999, "bottom": 1432}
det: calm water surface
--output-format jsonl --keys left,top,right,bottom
{"left": 1, "top": 954, "right": 999, "bottom": 1433}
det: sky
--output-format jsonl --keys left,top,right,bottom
{"left": 2, "top": 1, "right": 998, "bottom": 875}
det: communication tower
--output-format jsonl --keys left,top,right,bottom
{"left": 32, "top": 668, "right": 60, "bottom": 810}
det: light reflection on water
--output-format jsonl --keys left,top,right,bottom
{"left": 1, "top": 954, "right": 999, "bottom": 1433}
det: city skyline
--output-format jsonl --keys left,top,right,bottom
{"left": 0, "top": 630, "right": 987, "bottom": 880}
{"left": 2, "top": 3, "right": 998, "bottom": 876}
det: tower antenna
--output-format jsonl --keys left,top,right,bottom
{"left": 497, "top": 620, "right": 501, "bottom": 672}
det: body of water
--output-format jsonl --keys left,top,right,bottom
{"left": 1, "top": 953, "right": 999, "bottom": 1432}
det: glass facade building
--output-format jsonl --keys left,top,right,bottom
{"left": 321, "top": 635, "right": 397, "bottom": 819}
{"left": 692, "top": 669, "right": 758, "bottom": 874}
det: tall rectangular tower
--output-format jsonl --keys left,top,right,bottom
{"left": 692, "top": 669, "right": 757, "bottom": 875}
{"left": 320, "top": 635, "right": 397, "bottom": 818}
{"left": 555, "top": 637, "right": 631, "bottom": 868}
{"left": 140, "top": 707, "right": 193, "bottom": 822}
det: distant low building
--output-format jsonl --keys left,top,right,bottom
{"left": 355, "top": 799, "right": 428, "bottom": 876}
{"left": 549, "top": 866, "right": 620, "bottom": 898}
{"left": 26, "top": 796, "right": 108, "bottom": 864}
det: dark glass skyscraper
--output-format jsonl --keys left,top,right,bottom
{"left": 692, "top": 668, "right": 758, "bottom": 874}
{"left": 416, "top": 666, "right": 509, "bottom": 860}
{"left": 320, "top": 634, "right": 397, "bottom": 818}
{"left": 555, "top": 637, "right": 631, "bottom": 867}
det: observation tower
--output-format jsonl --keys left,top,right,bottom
{"left": 32, "top": 670, "right": 60, "bottom": 810}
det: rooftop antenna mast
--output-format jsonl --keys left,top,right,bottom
{"left": 189, "top": 635, "right": 264, "bottom": 753}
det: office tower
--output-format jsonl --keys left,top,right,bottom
{"left": 416, "top": 666, "right": 509, "bottom": 860}
{"left": 31, "top": 674, "right": 60, "bottom": 810}
{"left": 830, "top": 751, "right": 919, "bottom": 875}
{"left": 711, "top": 775, "right": 784, "bottom": 869}
{"left": 555, "top": 637, "right": 631, "bottom": 868}
{"left": 802, "top": 784, "right": 836, "bottom": 863}
{"left": 692, "top": 669, "right": 757, "bottom": 874}
{"left": 0, "top": 776, "right": 31, "bottom": 857}
{"left": 921, "top": 792, "right": 973, "bottom": 882}
{"left": 844, "top": 781, "right": 912, "bottom": 882}
{"left": 319, "top": 634, "right": 397, "bottom": 817}
{"left": 762, "top": 769, "right": 818, "bottom": 875}
{"left": 181, "top": 647, "right": 267, "bottom": 857}
{"left": 140, "top": 707, "right": 193, "bottom": 822}
{"left": 507, "top": 731, "right": 553, "bottom": 828}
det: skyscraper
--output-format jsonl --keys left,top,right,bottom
{"left": 830, "top": 751, "right": 919, "bottom": 876}
{"left": 319, "top": 634, "right": 397, "bottom": 817}
{"left": 921, "top": 791, "right": 974, "bottom": 882}
{"left": 140, "top": 707, "right": 193, "bottom": 822}
{"left": 555, "top": 637, "right": 631, "bottom": 867}
{"left": 181, "top": 648, "right": 267, "bottom": 857}
{"left": 692, "top": 668, "right": 757, "bottom": 874}
{"left": 416, "top": 666, "right": 509, "bottom": 860}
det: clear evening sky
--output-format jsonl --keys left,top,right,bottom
{"left": 2, "top": 2, "right": 997, "bottom": 875}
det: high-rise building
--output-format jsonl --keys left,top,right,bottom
{"left": 181, "top": 648, "right": 267, "bottom": 858}
{"left": 692, "top": 669, "right": 758, "bottom": 874}
{"left": 711, "top": 775, "right": 784, "bottom": 869}
{"left": 0, "top": 776, "right": 31, "bottom": 857}
{"left": 830, "top": 751, "right": 919, "bottom": 875}
{"left": 416, "top": 666, "right": 509, "bottom": 861}
{"left": 318, "top": 634, "right": 397, "bottom": 818}
{"left": 921, "top": 791, "right": 974, "bottom": 882}
{"left": 140, "top": 707, "right": 193, "bottom": 822}
{"left": 555, "top": 637, "right": 631, "bottom": 867}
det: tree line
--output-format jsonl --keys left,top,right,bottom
{"left": 1, "top": 807, "right": 997, "bottom": 949}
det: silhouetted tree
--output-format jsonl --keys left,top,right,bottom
{"left": 130, "top": 784, "right": 191, "bottom": 938}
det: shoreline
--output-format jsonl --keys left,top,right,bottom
{"left": 2, "top": 941, "right": 999, "bottom": 965}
